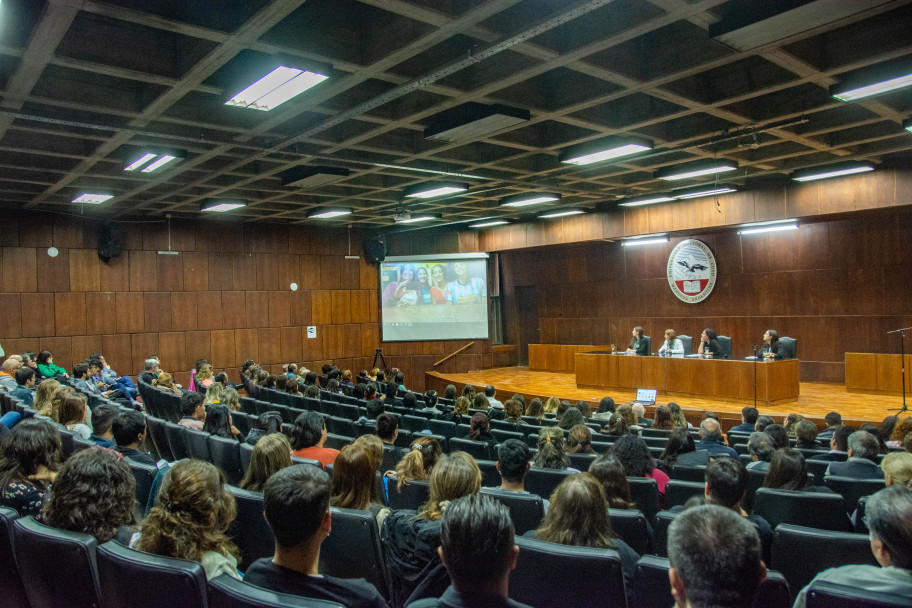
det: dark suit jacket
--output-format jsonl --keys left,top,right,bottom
{"left": 695, "top": 438, "right": 738, "bottom": 459}
{"left": 826, "top": 458, "right": 884, "bottom": 480}
{"left": 808, "top": 451, "right": 848, "bottom": 462}
{"left": 631, "top": 338, "right": 649, "bottom": 356}
{"left": 675, "top": 449, "right": 711, "bottom": 467}
{"left": 729, "top": 422, "right": 755, "bottom": 434}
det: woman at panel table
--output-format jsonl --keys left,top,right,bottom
{"left": 626, "top": 326, "right": 649, "bottom": 356}
{"left": 697, "top": 328, "right": 723, "bottom": 358}
{"left": 759, "top": 329, "right": 782, "bottom": 360}
{"left": 429, "top": 263, "right": 451, "bottom": 304}
{"left": 657, "top": 329, "right": 685, "bottom": 356}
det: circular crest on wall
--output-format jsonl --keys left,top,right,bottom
{"left": 667, "top": 239, "right": 717, "bottom": 303}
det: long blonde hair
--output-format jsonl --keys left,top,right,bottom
{"left": 35, "top": 379, "right": 61, "bottom": 419}
{"left": 196, "top": 364, "right": 213, "bottom": 381}
{"left": 545, "top": 396, "right": 561, "bottom": 414}
{"left": 418, "top": 452, "right": 481, "bottom": 521}
{"left": 395, "top": 437, "right": 442, "bottom": 490}
{"left": 239, "top": 434, "right": 291, "bottom": 493}
{"left": 204, "top": 382, "right": 224, "bottom": 405}
{"left": 330, "top": 445, "right": 382, "bottom": 511}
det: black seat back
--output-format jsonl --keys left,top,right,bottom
{"left": 608, "top": 508, "right": 653, "bottom": 555}
{"left": 209, "top": 435, "right": 244, "bottom": 485}
{"left": 824, "top": 476, "right": 886, "bottom": 513}
{"left": 669, "top": 465, "right": 706, "bottom": 482}
{"left": 524, "top": 467, "right": 574, "bottom": 500}
{"left": 13, "top": 516, "right": 102, "bottom": 608}
{"left": 164, "top": 422, "right": 191, "bottom": 460}
{"left": 742, "top": 468, "right": 768, "bottom": 513}
{"left": 226, "top": 485, "right": 274, "bottom": 571}
{"left": 753, "top": 488, "right": 852, "bottom": 531}
{"left": 387, "top": 480, "right": 430, "bottom": 510}
{"left": 320, "top": 507, "right": 390, "bottom": 599}
{"left": 448, "top": 437, "right": 491, "bottom": 460}
{"left": 208, "top": 574, "right": 346, "bottom": 608}
{"left": 510, "top": 536, "right": 626, "bottom": 608}
{"left": 240, "top": 441, "right": 254, "bottom": 473}
{"left": 778, "top": 337, "right": 797, "bottom": 360}
{"left": 567, "top": 452, "right": 597, "bottom": 471}
{"left": 127, "top": 459, "right": 159, "bottom": 520}
{"left": 145, "top": 416, "right": 174, "bottom": 462}
{"left": 652, "top": 510, "right": 677, "bottom": 557}
{"left": 480, "top": 487, "right": 545, "bottom": 535}
{"left": 678, "top": 335, "right": 693, "bottom": 355}
{"left": 626, "top": 477, "right": 661, "bottom": 523}
{"left": 717, "top": 335, "right": 732, "bottom": 359}
{"left": 664, "top": 480, "right": 706, "bottom": 509}
{"left": 0, "top": 508, "right": 29, "bottom": 608}
{"left": 184, "top": 428, "right": 212, "bottom": 461}
{"left": 805, "top": 580, "right": 912, "bottom": 608}
{"left": 96, "top": 540, "right": 207, "bottom": 608}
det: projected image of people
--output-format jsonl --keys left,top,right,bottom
{"left": 382, "top": 263, "right": 430, "bottom": 307}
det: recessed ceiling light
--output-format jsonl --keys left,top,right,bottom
{"left": 141, "top": 155, "right": 178, "bottom": 173}
{"left": 396, "top": 214, "right": 442, "bottom": 224}
{"left": 905, "top": 118, "right": 912, "bottom": 133}
{"left": 403, "top": 182, "right": 469, "bottom": 198}
{"left": 622, "top": 237, "right": 669, "bottom": 247}
{"left": 500, "top": 193, "right": 561, "bottom": 207}
{"left": 469, "top": 220, "right": 510, "bottom": 228}
{"left": 226, "top": 66, "right": 329, "bottom": 111}
{"left": 560, "top": 135, "right": 654, "bottom": 165}
{"left": 280, "top": 166, "right": 350, "bottom": 188}
{"left": 655, "top": 159, "right": 738, "bottom": 181}
{"left": 672, "top": 184, "right": 738, "bottom": 199}
{"left": 739, "top": 224, "right": 798, "bottom": 235}
{"left": 72, "top": 193, "right": 113, "bottom": 204}
{"left": 124, "top": 153, "right": 158, "bottom": 172}
{"left": 424, "top": 103, "right": 531, "bottom": 144}
{"left": 790, "top": 161, "right": 874, "bottom": 182}
{"left": 617, "top": 194, "right": 676, "bottom": 207}
{"left": 307, "top": 208, "right": 352, "bottom": 219}
{"left": 538, "top": 208, "right": 585, "bottom": 219}
{"left": 831, "top": 71, "right": 912, "bottom": 102}
{"left": 738, "top": 218, "right": 797, "bottom": 229}
{"left": 124, "top": 150, "right": 185, "bottom": 173}
{"left": 200, "top": 200, "right": 246, "bottom": 213}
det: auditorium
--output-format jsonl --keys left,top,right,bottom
{"left": 1, "top": 2, "right": 912, "bottom": 607}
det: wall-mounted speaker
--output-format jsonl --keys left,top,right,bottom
{"left": 363, "top": 235, "right": 386, "bottom": 264}
{"left": 97, "top": 221, "right": 122, "bottom": 263}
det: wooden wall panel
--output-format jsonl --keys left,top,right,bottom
{"left": 21, "top": 293, "right": 55, "bottom": 337}
{"left": 159, "top": 332, "right": 189, "bottom": 374}
{"left": 185, "top": 331, "right": 211, "bottom": 370}
{"left": 211, "top": 330, "right": 236, "bottom": 369}
{"left": 98, "top": 255, "right": 129, "bottom": 293}
{"left": 102, "top": 334, "right": 132, "bottom": 378}
{"left": 37, "top": 248, "right": 69, "bottom": 292}
{"left": 280, "top": 326, "right": 303, "bottom": 364}
{"left": 115, "top": 292, "right": 144, "bottom": 334}
{"left": 0, "top": 294, "right": 21, "bottom": 338}
{"left": 234, "top": 329, "right": 258, "bottom": 367}
{"left": 2, "top": 248, "right": 37, "bottom": 292}
{"left": 71, "top": 335, "right": 103, "bottom": 362}
{"left": 195, "top": 292, "right": 223, "bottom": 331}
{"left": 54, "top": 292, "right": 86, "bottom": 336}
{"left": 171, "top": 292, "right": 198, "bottom": 331}
{"left": 69, "top": 249, "right": 101, "bottom": 292}
{"left": 39, "top": 336, "right": 72, "bottom": 371}
{"left": 268, "top": 291, "right": 292, "bottom": 328}
{"left": 290, "top": 290, "right": 312, "bottom": 327}
{"left": 258, "top": 328, "right": 281, "bottom": 365}
{"left": 143, "top": 292, "right": 173, "bottom": 333}
{"left": 128, "top": 251, "right": 156, "bottom": 291}
{"left": 182, "top": 252, "right": 209, "bottom": 291}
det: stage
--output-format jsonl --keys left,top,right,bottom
{"left": 425, "top": 366, "right": 903, "bottom": 427}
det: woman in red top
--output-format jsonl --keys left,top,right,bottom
{"left": 290, "top": 411, "right": 339, "bottom": 467}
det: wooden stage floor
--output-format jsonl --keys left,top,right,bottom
{"left": 428, "top": 366, "right": 907, "bottom": 425}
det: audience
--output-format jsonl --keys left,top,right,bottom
{"left": 203, "top": 404, "right": 244, "bottom": 442}
{"left": 888, "top": 417, "right": 912, "bottom": 448}
{"left": 290, "top": 412, "right": 339, "bottom": 466}
{"left": 613, "top": 434, "right": 669, "bottom": 495}
{"left": 10, "top": 367, "right": 35, "bottom": 405}
{"left": 113, "top": 409, "right": 156, "bottom": 466}
{"left": 567, "top": 424, "right": 596, "bottom": 454}
{"left": 468, "top": 412, "right": 497, "bottom": 449}
{"left": 881, "top": 452, "right": 912, "bottom": 487}
{"left": 700, "top": 458, "right": 773, "bottom": 563}
{"left": 754, "top": 414, "right": 775, "bottom": 433}
{"left": 826, "top": 430, "right": 884, "bottom": 479}
{"left": 59, "top": 393, "right": 92, "bottom": 440}
{"left": 90, "top": 403, "right": 119, "bottom": 449}
{"left": 178, "top": 392, "right": 206, "bottom": 430}
{"left": 588, "top": 452, "right": 635, "bottom": 510}
{"left": 745, "top": 432, "right": 775, "bottom": 472}
{"left": 662, "top": 427, "right": 707, "bottom": 469}
{"left": 794, "top": 420, "right": 820, "bottom": 448}
{"left": 693, "top": 418, "right": 737, "bottom": 459}
{"left": 0, "top": 418, "right": 61, "bottom": 516}
{"left": 495, "top": 439, "right": 546, "bottom": 509}
{"left": 33, "top": 378, "right": 60, "bottom": 419}
{"left": 329, "top": 444, "right": 390, "bottom": 528}
{"left": 244, "top": 411, "right": 283, "bottom": 446}
{"left": 36, "top": 350, "right": 68, "bottom": 379}
{"left": 763, "top": 423, "right": 789, "bottom": 450}
{"left": 730, "top": 406, "right": 759, "bottom": 433}
{"left": 652, "top": 404, "right": 674, "bottom": 430}
{"left": 817, "top": 411, "right": 842, "bottom": 442}
{"left": 763, "top": 448, "right": 833, "bottom": 493}
{"left": 239, "top": 433, "right": 292, "bottom": 493}
{"left": 809, "top": 424, "right": 853, "bottom": 461}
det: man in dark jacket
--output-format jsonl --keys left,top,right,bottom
{"left": 826, "top": 431, "right": 885, "bottom": 480}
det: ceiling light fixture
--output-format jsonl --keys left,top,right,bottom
{"left": 905, "top": 118, "right": 912, "bottom": 133}
{"left": 672, "top": 184, "right": 738, "bottom": 199}
{"left": 226, "top": 66, "right": 329, "bottom": 112}
{"left": 425, "top": 103, "right": 531, "bottom": 144}
{"left": 655, "top": 159, "right": 738, "bottom": 180}
{"left": 124, "top": 150, "right": 186, "bottom": 173}
{"left": 560, "top": 135, "right": 654, "bottom": 165}
{"left": 72, "top": 193, "right": 113, "bottom": 204}
{"left": 739, "top": 224, "right": 798, "bottom": 235}
{"left": 307, "top": 208, "right": 352, "bottom": 219}
{"left": 469, "top": 220, "right": 510, "bottom": 229}
{"left": 790, "top": 161, "right": 874, "bottom": 182}
{"left": 124, "top": 153, "right": 157, "bottom": 171}
{"left": 499, "top": 192, "right": 561, "bottom": 207}
{"left": 538, "top": 208, "right": 585, "bottom": 219}
{"left": 403, "top": 181, "right": 469, "bottom": 198}
{"left": 280, "top": 166, "right": 350, "bottom": 188}
{"left": 617, "top": 194, "right": 676, "bottom": 207}
{"left": 831, "top": 70, "right": 912, "bottom": 102}
{"left": 622, "top": 237, "right": 669, "bottom": 247}
{"left": 200, "top": 200, "right": 246, "bottom": 213}
{"left": 738, "top": 218, "right": 797, "bottom": 229}
{"left": 396, "top": 214, "right": 442, "bottom": 224}
{"left": 141, "top": 155, "right": 178, "bottom": 173}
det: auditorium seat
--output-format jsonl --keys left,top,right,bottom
{"left": 291, "top": 456, "right": 323, "bottom": 469}
{"left": 208, "top": 574, "right": 346, "bottom": 608}
{"left": 240, "top": 441, "right": 254, "bottom": 473}
{"left": 509, "top": 536, "right": 627, "bottom": 608}
{"left": 209, "top": 435, "right": 245, "bottom": 485}
{"left": 164, "top": 421, "right": 191, "bottom": 460}
{"left": 741, "top": 468, "right": 767, "bottom": 513}
{"left": 608, "top": 509, "right": 653, "bottom": 555}
{"left": 668, "top": 465, "right": 706, "bottom": 482}
{"left": 323, "top": 433, "right": 352, "bottom": 450}
{"left": 805, "top": 458, "right": 837, "bottom": 485}
{"left": 127, "top": 459, "right": 159, "bottom": 520}
{"left": 778, "top": 337, "right": 798, "bottom": 360}
{"left": 97, "top": 540, "right": 207, "bottom": 608}
{"left": 320, "top": 507, "right": 390, "bottom": 600}
{"left": 145, "top": 415, "right": 174, "bottom": 462}
{"left": 428, "top": 419, "right": 456, "bottom": 438}
{"left": 625, "top": 477, "right": 661, "bottom": 524}
{"left": 824, "top": 475, "right": 885, "bottom": 513}
{"left": 0, "top": 508, "right": 29, "bottom": 608}
{"left": 678, "top": 335, "right": 693, "bottom": 355}
{"left": 448, "top": 437, "right": 492, "bottom": 460}
{"left": 804, "top": 580, "right": 912, "bottom": 608}
{"left": 753, "top": 488, "right": 852, "bottom": 531}
{"left": 387, "top": 479, "right": 430, "bottom": 510}
{"left": 664, "top": 480, "right": 706, "bottom": 508}
{"left": 716, "top": 335, "right": 732, "bottom": 359}
{"left": 480, "top": 487, "right": 545, "bottom": 535}
{"left": 226, "top": 485, "right": 275, "bottom": 571}
{"left": 525, "top": 468, "right": 573, "bottom": 500}
{"left": 184, "top": 428, "right": 213, "bottom": 462}
{"left": 771, "top": 523, "right": 878, "bottom": 601}
{"left": 651, "top": 510, "right": 677, "bottom": 557}
{"left": 13, "top": 516, "right": 102, "bottom": 608}
{"left": 632, "top": 555, "right": 791, "bottom": 608}
{"left": 568, "top": 452, "right": 597, "bottom": 471}
{"left": 475, "top": 459, "right": 501, "bottom": 487}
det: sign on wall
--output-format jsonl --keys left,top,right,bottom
{"left": 667, "top": 239, "right": 717, "bottom": 303}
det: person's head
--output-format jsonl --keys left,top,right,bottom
{"left": 204, "top": 382, "right": 224, "bottom": 405}
{"left": 654, "top": 404, "right": 674, "bottom": 430}
{"left": 91, "top": 404, "right": 119, "bottom": 439}
{"left": 881, "top": 452, "right": 912, "bottom": 487}
{"left": 73, "top": 362, "right": 88, "bottom": 380}
{"left": 795, "top": 420, "right": 818, "bottom": 445}
{"left": 196, "top": 364, "right": 213, "bottom": 381}
{"left": 741, "top": 406, "right": 759, "bottom": 425}
{"left": 439, "top": 494, "right": 518, "bottom": 595}
{"left": 664, "top": 329, "right": 677, "bottom": 343}
{"left": 668, "top": 504, "right": 766, "bottom": 608}
{"left": 239, "top": 433, "right": 292, "bottom": 493}
{"left": 352, "top": 434, "right": 384, "bottom": 471}
{"left": 143, "top": 358, "right": 159, "bottom": 374}
{"left": 444, "top": 384, "right": 457, "bottom": 400}
{"left": 824, "top": 412, "right": 842, "bottom": 428}
{"left": 42, "top": 448, "right": 135, "bottom": 543}
{"left": 393, "top": 372, "right": 404, "bottom": 386}
{"left": 136, "top": 459, "right": 237, "bottom": 563}
{"left": 568, "top": 425, "right": 594, "bottom": 454}
{"left": 747, "top": 432, "right": 775, "bottom": 463}
{"left": 866, "top": 486, "right": 912, "bottom": 569}
{"left": 484, "top": 385, "right": 496, "bottom": 398}
{"left": 558, "top": 407, "right": 584, "bottom": 430}
{"left": 180, "top": 391, "right": 205, "bottom": 420}
{"left": 14, "top": 366, "right": 35, "bottom": 387}
{"left": 891, "top": 418, "right": 912, "bottom": 443}
{"left": 384, "top": 382, "right": 398, "bottom": 400}
{"left": 37, "top": 350, "right": 53, "bottom": 365}
{"left": 496, "top": 439, "right": 531, "bottom": 485}
{"left": 112, "top": 409, "right": 146, "bottom": 448}
{"left": 504, "top": 398, "right": 523, "bottom": 421}
{"left": 614, "top": 404, "right": 634, "bottom": 427}
{"left": 402, "top": 392, "right": 417, "bottom": 409}
{"left": 321, "top": 364, "right": 333, "bottom": 376}
{"left": 202, "top": 404, "right": 234, "bottom": 439}
{"left": 330, "top": 444, "right": 382, "bottom": 510}
{"left": 669, "top": 403, "right": 688, "bottom": 428}
{"left": 704, "top": 458, "right": 748, "bottom": 510}
{"left": 631, "top": 326, "right": 644, "bottom": 339}
{"left": 0, "top": 418, "right": 62, "bottom": 489}
{"left": 469, "top": 412, "right": 490, "bottom": 440}
{"left": 424, "top": 390, "right": 438, "bottom": 408}
{"left": 33, "top": 378, "right": 60, "bottom": 416}
{"left": 880, "top": 416, "right": 899, "bottom": 441}
{"left": 763, "top": 423, "right": 789, "bottom": 449}
{"left": 597, "top": 396, "right": 616, "bottom": 414}
{"left": 291, "top": 411, "right": 325, "bottom": 451}
{"left": 785, "top": 413, "right": 804, "bottom": 435}
{"left": 395, "top": 436, "right": 443, "bottom": 489}
{"left": 535, "top": 473, "right": 616, "bottom": 549}
{"left": 365, "top": 399, "right": 384, "bottom": 419}
{"left": 58, "top": 393, "right": 89, "bottom": 428}
{"left": 544, "top": 396, "right": 561, "bottom": 414}
{"left": 701, "top": 328, "right": 717, "bottom": 342}
{"left": 303, "top": 384, "right": 320, "bottom": 399}
{"left": 699, "top": 417, "right": 723, "bottom": 442}
{"left": 754, "top": 415, "right": 774, "bottom": 433}
{"left": 304, "top": 371, "right": 318, "bottom": 386}
{"left": 763, "top": 448, "right": 809, "bottom": 491}
{"left": 555, "top": 400, "right": 571, "bottom": 420}
{"left": 831, "top": 425, "right": 854, "bottom": 452}
{"left": 261, "top": 464, "right": 330, "bottom": 554}
{"left": 660, "top": 427, "right": 696, "bottom": 467}
{"left": 22, "top": 352, "right": 36, "bottom": 368}
{"left": 472, "top": 393, "right": 489, "bottom": 411}
{"left": 611, "top": 434, "right": 654, "bottom": 477}
{"left": 534, "top": 426, "right": 568, "bottom": 469}
{"left": 605, "top": 413, "right": 629, "bottom": 436}
{"left": 375, "top": 412, "right": 399, "bottom": 443}
{"left": 154, "top": 371, "right": 175, "bottom": 388}
{"left": 631, "top": 402, "right": 645, "bottom": 420}
{"left": 454, "top": 396, "right": 471, "bottom": 416}
{"left": 588, "top": 452, "right": 633, "bottom": 509}
{"left": 419, "top": 452, "right": 482, "bottom": 521}
{"left": 526, "top": 398, "right": 544, "bottom": 418}
{"left": 763, "top": 329, "right": 779, "bottom": 345}
{"left": 848, "top": 430, "right": 879, "bottom": 460}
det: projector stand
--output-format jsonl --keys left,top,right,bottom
{"left": 888, "top": 327, "right": 910, "bottom": 413}
{"left": 372, "top": 348, "right": 388, "bottom": 375}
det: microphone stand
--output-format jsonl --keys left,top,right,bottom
{"left": 752, "top": 344, "right": 758, "bottom": 409}
{"left": 887, "top": 327, "right": 910, "bottom": 413}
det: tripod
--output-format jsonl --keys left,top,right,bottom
{"left": 372, "top": 348, "right": 388, "bottom": 375}
{"left": 887, "top": 326, "right": 910, "bottom": 413}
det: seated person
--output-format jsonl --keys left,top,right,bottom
{"left": 745, "top": 432, "right": 775, "bottom": 472}
{"left": 661, "top": 428, "right": 708, "bottom": 469}
{"left": 152, "top": 372, "right": 182, "bottom": 396}
{"left": 245, "top": 411, "right": 283, "bottom": 446}
{"left": 10, "top": 367, "right": 35, "bottom": 406}
{"left": 816, "top": 411, "right": 842, "bottom": 442}
{"left": 809, "top": 424, "right": 853, "bottom": 462}
{"left": 36, "top": 350, "right": 68, "bottom": 380}
{"left": 826, "top": 430, "right": 885, "bottom": 480}
{"left": 91, "top": 352, "right": 137, "bottom": 398}
{"left": 113, "top": 409, "right": 156, "bottom": 466}
{"left": 881, "top": 452, "right": 912, "bottom": 487}
{"left": 138, "top": 358, "right": 160, "bottom": 385}
{"left": 693, "top": 418, "right": 738, "bottom": 459}
{"left": 764, "top": 448, "right": 834, "bottom": 493}
{"left": 612, "top": 434, "right": 669, "bottom": 495}
{"left": 290, "top": 411, "right": 339, "bottom": 467}
{"left": 178, "top": 392, "right": 206, "bottom": 431}
{"left": 59, "top": 393, "right": 92, "bottom": 440}
{"left": 730, "top": 406, "right": 759, "bottom": 434}
{"left": 794, "top": 420, "right": 821, "bottom": 449}
{"left": 90, "top": 404, "right": 120, "bottom": 449}
{"left": 496, "top": 439, "right": 548, "bottom": 511}
{"left": 244, "top": 465, "right": 388, "bottom": 607}
{"left": 0, "top": 418, "right": 61, "bottom": 516}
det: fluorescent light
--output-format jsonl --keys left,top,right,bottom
{"left": 905, "top": 118, "right": 912, "bottom": 133}
{"left": 403, "top": 182, "right": 468, "bottom": 198}
{"left": 627, "top": 232, "right": 667, "bottom": 239}
{"left": 618, "top": 194, "right": 675, "bottom": 207}
{"left": 469, "top": 220, "right": 510, "bottom": 228}
{"left": 500, "top": 193, "right": 560, "bottom": 207}
{"left": 790, "top": 162, "right": 874, "bottom": 182}
{"left": 538, "top": 209, "right": 585, "bottom": 219}
{"left": 622, "top": 238, "right": 669, "bottom": 247}
{"left": 672, "top": 184, "right": 738, "bottom": 199}
{"left": 72, "top": 193, "right": 112, "bottom": 204}
{"left": 655, "top": 159, "right": 738, "bottom": 181}
{"left": 125, "top": 153, "right": 157, "bottom": 171}
{"left": 397, "top": 214, "right": 441, "bottom": 224}
{"left": 831, "top": 72, "right": 912, "bottom": 102}
{"left": 226, "top": 66, "right": 328, "bottom": 111}
{"left": 739, "top": 218, "right": 797, "bottom": 228}
{"left": 560, "top": 135, "right": 654, "bottom": 165}
{"left": 200, "top": 201, "right": 246, "bottom": 213}
{"left": 739, "top": 224, "right": 798, "bottom": 235}
{"left": 141, "top": 155, "right": 178, "bottom": 173}
{"left": 307, "top": 208, "right": 352, "bottom": 219}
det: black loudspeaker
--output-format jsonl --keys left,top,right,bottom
{"left": 363, "top": 236, "right": 386, "bottom": 264}
{"left": 97, "top": 221, "right": 122, "bottom": 263}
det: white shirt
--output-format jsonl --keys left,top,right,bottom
{"left": 658, "top": 338, "right": 685, "bottom": 355}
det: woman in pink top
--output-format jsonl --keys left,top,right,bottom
{"left": 612, "top": 434, "right": 670, "bottom": 495}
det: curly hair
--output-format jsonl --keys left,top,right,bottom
{"left": 611, "top": 434, "right": 654, "bottom": 477}
{"left": 135, "top": 459, "right": 238, "bottom": 564}
{"left": 0, "top": 418, "right": 62, "bottom": 491}
{"left": 43, "top": 448, "right": 135, "bottom": 543}
{"left": 34, "top": 379, "right": 61, "bottom": 419}
{"left": 534, "top": 427, "right": 569, "bottom": 470}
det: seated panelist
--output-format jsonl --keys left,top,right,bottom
{"left": 759, "top": 330, "right": 782, "bottom": 360}
{"left": 657, "top": 329, "right": 684, "bottom": 356}
{"left": 697, "top": 328, "right": 723, "bottom": 358}
{"left": 626, "top": 326, "right": 649, "bottom": 356}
